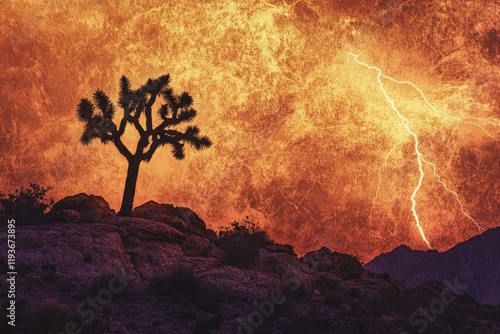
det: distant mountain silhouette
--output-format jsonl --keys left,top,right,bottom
{"left": 365, "top": 227, "right": 500, "bottom": 305}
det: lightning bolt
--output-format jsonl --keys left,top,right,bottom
{"left": 368, "top": 141, "right": 401, "bottom": 225}
{"left": 349, "top": 53, "right": 432, "bottom": 248}
{"left": 379, "top": 77, "right": 499, "bottom": 141}
{"left": 422, "top": 158, "right": 484, "bottom": 232}
{"left": 349, "top": 53, "right": 497, "bottom": 248}
{"left": 349, "top": 54, "right": 499, "bottom": 141}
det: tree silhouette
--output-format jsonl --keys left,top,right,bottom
{"left": 77, "top": 74, "right": 212, "bottom": 216}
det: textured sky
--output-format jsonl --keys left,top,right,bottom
{"left": 1, "top": 0, "right": 499, "bottom": 260}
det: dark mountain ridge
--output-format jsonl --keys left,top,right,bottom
{"left": 366, "top": 227, "right": 500, "bottom": 305}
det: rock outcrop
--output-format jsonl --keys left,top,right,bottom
{"left": 48, "top": 193, "right": 116, "bottom": 223}
{"left": 131, "top": 200, "right": 208, "bottom": 236}
{"left": 0, "top": 194, "right": 498, "bottom": 334}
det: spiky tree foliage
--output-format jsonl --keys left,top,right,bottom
{"left": 77, "top": 74, "right": 212, "bottom": 216}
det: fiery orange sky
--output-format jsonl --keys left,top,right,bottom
{"left": 1, "top": 0, "right": 499, "bottom": 260}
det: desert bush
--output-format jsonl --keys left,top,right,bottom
{"left": 83, "top": 252, "right": 93, "bottom": 263}
{"left": 336, "top": 253, "right": 364, "bottom": 279}
{"left": 349, "top": 302, "right": 366, "bottom": 317}
{"left": 19, "top": 299, "right": 79, "bottom": 334}
{"left": 282, "top": 283, "right": 308, "bottom": 300}
{"left": 348, "top": 287, "right": 361, "bottom": 298}
{"left": 283, "top": 314, "right": 331, "bottom": 334}
{"left": 324, "top": 289, "right": 344, "bottom": 307}
{"left": 218, "top": 217, "right": 263, "bottom": 237}
{"left": 455, "top": 293, "right": 476, "bottom": 305}
{"left": 41, "top": 263, "right": 57, "bottom": 283}
{"left": 192, "top": 314, "right": 224, "bottom": 334}
{"left": 379, "top": 272, "right": 391, "bottom": 281}
{"left": 17, "top": 298, "right": 108, "bottom": 334}
{"left": 149, "top": 266, "right": 221, "bottom": 311}
{"left": 367, "top": 286, "right": 404, "bottom": 316}
{"left": 350, "top": 252, "right": 364, "bottom": 265}
{"left": 314, "top": 274, "right": 340, "bottom": 292}
{"left": 217, "top": 217, "right": 273, "bottom": 268}
{"left": 0, "top": 183, "right": 53, "bottom": 225}
{"left": 85, "top": 272, "right": 133, "bottom": 299}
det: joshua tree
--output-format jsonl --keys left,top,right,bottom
{"left": 76, "top": 74, "right": 212, "bottom": 216}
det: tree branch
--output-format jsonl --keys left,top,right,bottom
{"left": 145, "top": 90, "right": 159, "bottom": 134}
{"left": 130, "top": 116, "right": 145, "bottom": 136}
{"left": 113, "top": 134, "right": 133, "bottom": 161}
{"left": 143, "top": 137, "right": 161, "bottom": 162}
{"left": 118, "top": 99, "right": 139, "bottom": 136}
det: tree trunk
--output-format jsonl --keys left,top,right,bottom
{"left": 117, "top": 158, "right": 141, "bottom": 216}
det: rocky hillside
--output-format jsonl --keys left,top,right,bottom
{"left": 0, "top": 194, "right": 499, "bottom": 334}
{"left": 365, "top": 227, "right": 500, "bottom": 306}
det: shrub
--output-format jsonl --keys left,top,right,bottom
{"left": 83, "top": 252, "right": 93, "bottom": 263}
{"left": 455, "top": 293, "right": 476, "bottom": 305}
{"left": 19, "top": 299, "right": 79, "bottom": 334}
{"left": 348, "top": 287, "right": 361, "bottom": 298}
{"left": 314, "top": 274, "right": 340, "bottom": 292}
{"left": 380, "top": 272, "right": 391, "bottom": 281}
{"left": 218, "top": 217, "right": 263, "bottom": 237}
{"left": 192, "top": 314, "right": 224, "bottom": 334}
{"left": 85, "top": 272, "right": 133, "bottom": 300}
{"left": 216, "top": 217, "right": 273, "bottom": 268}
{"left": 324, "top": 289, "right": 343, "bottom": 307}
{"left": 0, "top": 183, "right": 53, "bottom": 225}
{"left": 149, "top": 266, "right": 221, "bottom": 311}
{"left": 335, "top": 253, "right": 364, "bottom": 279}
{"left": 282, "top": 283, "right": 308, "bottom": 300}
{"left": 283, "top": 314, "right": 331, "bottom": 334}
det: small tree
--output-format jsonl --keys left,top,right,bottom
{"left": 217, "top": 217, "right": 273, "bottom": 268}
{"left": 0, "top": 183, "right": 53, "bottom": 225}
{"left": 77, "top": 75, "right": 212, "bottom": 216}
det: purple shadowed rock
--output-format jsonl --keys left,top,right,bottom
{"left": 132, "top": 200, "right": 207, "bottom": 236}
{"left": 48, "top": 193, "right": 115, "bottom": 223}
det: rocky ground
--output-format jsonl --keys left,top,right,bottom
{"left": 0, "top": 193, "right": 499, "bottom": 334}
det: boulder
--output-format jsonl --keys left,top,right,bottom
{"left": 132, "top": 201, "right": 207, "bottom": 235}
{"left": 302, "top": 247, "right": 364, "bottom": 279}
{"left": 205, "top": 228, "right": 218, "bottom": 242}
{"left": 197, "top": 265, "right": 282, "bottom": 300}
{"left": 254, "top": 244, "right": 303, "bottom": 276}
{"left": 0, "top": 223, "right": 139, "bottom": 290}
{"left": 49, "top": 193, "right": 115, "bottom": 223}
{"left": 147, "top": 214, "right": 188, "bottom": 231}
{"left": 47, "top": 209, "right": 81, "bottom": 224}
{"left": 264, "top": 244, "right": 296, "bottom": 255}
{"left": 112, "top": 217, "right": 186, "bottom": 244}
{"left": 182, "top": 235, "right": 225, "bottom": 258}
